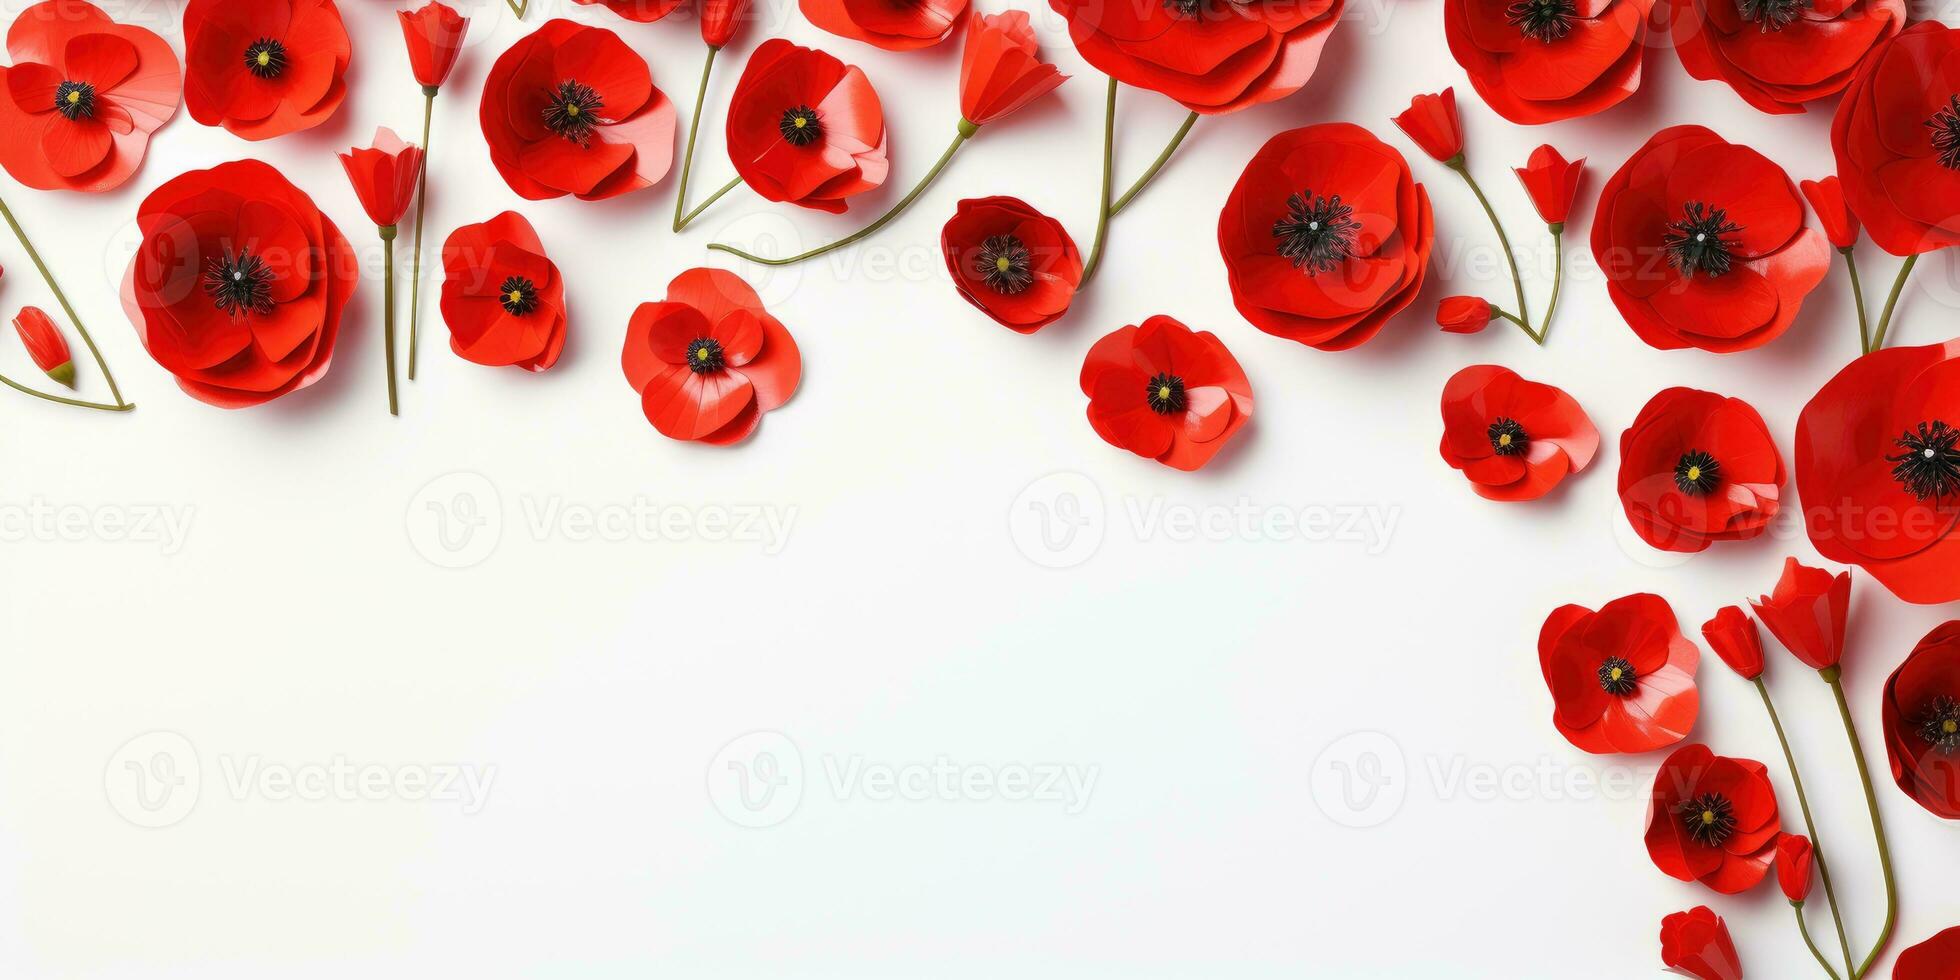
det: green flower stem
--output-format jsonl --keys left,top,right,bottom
{"left": 1539, "top": 228, "right": 1564, "bottom": 343}
{"left": 0, "top": 371, "right": 131, "bottom": 411}
{"left": 1108, "top": 110, "right": 1197, "bottom": 219}
{"left": 380, "top": 225, "right": 400, "bottom": 417}
{"left": 1448, "top": 159, "right": 1537, "bottom": 345}
{"left": 1491, "top": 308, "right": 1527, "bottom": 329}
{"left": 408, "top": 86, "right": 436, "bottom": 381}
{"left": 1756, "top": 677, "right": 1855, "bottom": 979}
{"left": 709, "top": 121, "right": 977, "bottom": 266}
{"left": 1843, "top": 248, "right": 1871, "bottom": 355}
{"left": 0, "top": 191, "right": 130, "bottom": 409}
{"left": 504, "top": 0, "right": 527, "bottom": 18}
{"left": 1868, "top": 254, "right": 1918, "bottom": 353}
{"left": 1079, "top": 77, "right": 1119, "bottom": 285}
{"left": 1823, "top": 666, "right": 1897, "bottom": 978}
{"left": 1794, "top": 903, "right": 1845, "bottom": 980}
{"left": 672, "top": 45, "right": 719, "bottom": 233}
{"left": 678, "top": 177, "right": 743, "bottom": 233}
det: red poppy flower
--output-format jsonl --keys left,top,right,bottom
{"left": 1795, "top": 340, "right": 1960, "bottom": 604}
{"left": 337, "top": 128, "right": 423, "bottom": 230}
{"left": 1218, "top": 123, "right": 1432, "bottom": 351}
{"left": 1800, "top": 175, "right": 1859, "bottom": 250}
{"left": 1880, "top": 621, "right": 1960, "bottom": 819}
{"left": 400, "top": 2, "right": 468, "bottom": 92}
{"left": 0, "top": 0, "right": 180, "bottom": 193}
{"left": 622, "top": 268, "right": 800, "bottom": 445}
{"left": 183, "top": 0, "right": 349, "bottom": 141}
{"left": 1079, "top": 315, "right": 1252, "bottom": 471}
{"left": 1619, "top": 387, "right": 1784, "bottom": 553}
{"left": 11, "top": 306, "right": 72, "bottom": 387}
{"left": 701, "top": 0, "right": 755, "bottom": 48}
{"left": 1700, "top": 606, "right": 1764, "bottom": 680}
{"left": 960, "top": 11, "right": 1067, "bottom": 127}
{"left": 441, "top": 211, "right": 567, "bottom": 373}
{"left": 1592, "top": 125, "right": 1828, "bottom": 352}
{"left": 479, "top": 19, "right": 677, "bottom": 203}
{"left": 570, "top": 0, "right": 685, "bottom": 23}
{"left": 1515, "top": 145, "right": 1584, "bottom": 227}
{"left": 1049, "top": 0, "right": 1343, "bottom": 115}
{"left": 1776, "top": 833, "right": 1813, "bottom": 902}
{"left": 121, "top": 159, "right": 358, "bottom": 409}
{"left": 1539, "top": 594, "right": 1699, "bottom": 755}
{"left": 1896, "top": 925, "right": 1960, "bottom": 979}
{"left": 1440, "top": 365, "right": 1598, "bottom": 501}
{"left": 1436, "top": 296, "right": 1492, "bottom": 334}
{"left": 1660, "top": 906, "right": 1743, "bottom": 980}
{"left": 1391, "top": 89, "right": 1462, "bottom": 164}
{"left": 805, "top": 0, "right": 966, "bottom": 51}
{"left": 1444, "top": 0, "right": 1654, "bottom": 124}
{"left": 1669, "top": 0, "right": 1903, "bottom": 115}
{"left": 942, "top": 196, "right": 1080, "bottom": 333}
{"left": 726, "top": 39, "right": 887, "bottom": 214}
{"left": 1831, "top": 22, "right": 1960, "bottom": 256}
{"left": 1647, "top": 744, "right": 1781, "bottom": 894}
{"left": 1750, "top": 558, "right": 1851, "bottom": 670}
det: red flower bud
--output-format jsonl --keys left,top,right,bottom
{"left": 1436, "top": 296, "right": 1492, "bottom": 334}
{"left": 1800, "top": 176, "right": 1860, "bottom": 251}
{"left": 959, "top": 11, "right": 1067, "bottom": 127}
{"left": 1700, "top": 605, "right": 1764, "bottom": 680}
{"left": 400, "top": 2, "right": 469, "bottom": 91}
{"left": 701, "top": 0, "right": 753, "bottom": 48}
{"left": 338, "top": 128, "right": 424, "bottom": 229}
{"left": 1391, "top": 88, "right": 1462, "bottom": 164}
{"left": 13, "top": 306, "right": 74, "bottom": 388}
{"left": 1514, "top": 145, "right": 1584, "bottom": 227}
{"left": 1751, "top": 557, "right": 1852, "bottom": 671}
{"left": 1777, "top": 834, "right": 1814, "bottom": 903}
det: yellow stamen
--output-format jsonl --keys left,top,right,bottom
{"left": 1499, "top": 433, "right": 1513, "bottom": 447}
{"left": 995, "top": 256, "right": 1012, "bottom": 273}
{"left": 1687, "top": 465, "right": 1702, "bottom": 482}
{"left": 257, "top": 51, "right": 272, "bottom": 67}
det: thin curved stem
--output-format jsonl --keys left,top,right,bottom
{"left": 1079, "top": 78, "right": 1119, "bottom": 285}
{"left": 1450, "top": 162, "right": 1536, "bottom": 345}
{"left": 1868, "top": 254, "right": 1917, "bottom": 353}
{"left": 679, "top": 177, "right": 742, "bottom": 233}
{"left": 1795, "top": 904, "right": 1845, "bottom": 980}
{"left": 408, "top": 87, "right": 435, "bottom": 381}
{"left": 1756, "top": 678, "right": 1854, "bottom": 979}
{"left": 1108, "top": 111, "right": 1197, "bottom": 218}
{"left": 0, "top": 191, "right": 129, "bottom": 408}
{"left": 0, "top": 371, "right": 131, "bottom": 411}
{"left": 1823, "top": 669, "right": 1896, "bottom": 979}
{"left": 1491, "top": 308, "right": 1527, "bottom": 329}
{"left": 709, "top": 124, "right": 974, "bottom": 266}
{"left": 380, "top": 226, "right": 400, "bottom": 417}
{"left": 505, "top": 0, "right": 527, "bottom": 18}
{"left": 1843, "top": 249, "right": 1871, "bottom": 355}
{"left": 672, "top": 46, "right": 718, "bottom": 233}
{"left": 1538, "top": 229, "right": 1564, "bottom": 344}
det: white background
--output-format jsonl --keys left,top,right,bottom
{"left": 2, "top": 0, "right": 1958, "bottom": 976}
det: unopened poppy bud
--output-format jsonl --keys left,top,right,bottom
{"left": 13, "top": 306, "right": 75, "bottom": 388}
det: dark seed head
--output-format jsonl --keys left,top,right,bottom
{"left": 1597, "top": 657, "right": 1638, "bottom": 696}
{"left": 1664, "top": 202, "right": 1744, "bottom": 278}
{"left": 1164, "top": 0, "right": 1204, "bottom": 15}
{"left": 543, "top": 80, "right": 606, "bottom": 146}
{"left": 498, "top": 277, "right": 539, "bottom": 317}
{"left": 1507, "top": 0, "right": 1577, "bottom": 42}
{"left": 53, "top": 80, "right": 95, "bottom": 121}
{"left": 1919, "top": 695, "right": 1960, "bottom": 754}
{"left": 685, "top": 337, "right": 726, "bottom": 374}
{"left": 1145, "top": 373, "right": 1187, "bottom": 416}
{"left": 1272, "top": 191, "right": 1360, "bottom": 277}
{"left": 1675, "top": 450, "right": 1722, "bottom": 496}
{"left": 1677, "top": 793, "right": 1738, "bottom": 847}
{"left": 1888, "top": 420, "right": 1960, "bottom": 502}
{"left": 973, "top": 235, "right": 1033, "bottom": 295}
{"left": 779, "top": 106, "right": 822, "bottom": 146}
{"left": 1488, "top": 417, "right": 1528, "bottom": 456}
{"left": 1735, "top": 0, "right": 1810, "bottom": 31}
{"left": 244, "top": 39, "right": 289, "bottom": 80}
{"left": 1930, "top": 96, "right": 1960, "bottom": 171}
{"left": 203, "top": 250, "right": 276, "bottom": 320}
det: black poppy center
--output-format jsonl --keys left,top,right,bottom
{"left": 1488, "top": 417, "right": 1528, "bottom": 456}
{"left": 1735, "top": 0, "right": 1811, "bottom": 31}
{"left": 686, "top": 337, "right": 726, "bottom": 374}
{"left": 244, "top": 38, "right": 289, "bottom": 80}
{"left": 543, "top": 80, "right": 604, "bottom": 146}
{"left": 499, "top": 276, "right": 539, "bottom": 317}
{"left": 1272, "top": 190, "right": 1360, "bottom": 277}
{"left": 1597, "top": 657, "right": 1638, "bottom": 696}
{"left": 203, "top": 250, "right": 276, "bottom": 319}
{"left": 1146, "top": 373, "right": 1187, "bottom": 416}
{"left": 1507, "top": 0, "right": 1577, "bottom": 42}
{"left": 1664, "top": 202, "right": 1744, "bottom": 278}
{"left": 1889, "top": 420, "right": 1960, "bottom": 502}
{"left": 1674, "top": 450, "right": 1722, "bottom": 496}
{"left": 779, "top": 106, "right": 822, "bottom": 146}
{"left": 54, "top": 80, "right": 95, "bottom": 121}
{"left": 973, "top": 235, "right": 1033, "bottom": 295}
{"left": 1928, "top": 95, "right": 1960, "bottom": 171}
{"left": 1678, "top": 793, "right": 1738, "bottom": 847}
{"left": 1919, "top": 695, "right": 1960, "bottom": 754}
